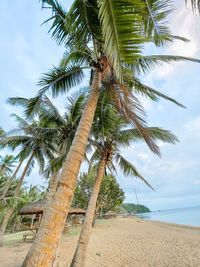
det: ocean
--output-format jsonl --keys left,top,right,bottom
{"left": 137, "top": 206, "right": 200, "bottom": 227}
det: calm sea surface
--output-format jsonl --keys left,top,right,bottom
{"left": 137, "top": 206, "right": 200, "bottom": 227}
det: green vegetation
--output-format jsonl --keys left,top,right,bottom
{"left": 0, "top": 176, "right": 45, "bottom": 232}
{"left": 120, "top": 203, "right": 151, "bottom": 214}
{"left": 72, "top": 167, "right": 125, "bottom": 215}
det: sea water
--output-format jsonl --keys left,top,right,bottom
{"left": 137, "top": 206, "right": 200, "bottom": 227}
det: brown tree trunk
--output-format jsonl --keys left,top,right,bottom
{"left": 70, "top": 155, "right": 106, "bottom": 267}
{"left": 17, "top": 215, "right": 24, "bottom": 232}
{"left": 45, "top": 171, "right": 60, "bottom": 204}
{"left": 22, "top": 70, "right": 102, "bottom": 267}
{"left": 1, "top": 160, "right": 24, "bottom": 199}
{"left": 0, "top": 208, "right": 13, "bottom": 246}
{"left": 92, "top": 205, "right": 99, "bottom": 227}
{"left": 0, "top": 152, "right": 35, "bottom": 247}
{"left": 45, "top": 141, "right": 67, "bottom": 204}
{"left": 12, "top": 219, "right": 17, "bottom": 233}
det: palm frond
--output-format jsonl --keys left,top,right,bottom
{"left": 0, "top": 136, "right": 32, "bottom": 150}
{"left": 60, "top": 46, "right": 93, "bottom": 68}
{"left": 110, "top": 82, "right": 160, "bottom": 155}
{"left": 10, "top": 114, "right": 30, "bottom": 128}
{"left": 65, "top": 0, "right": 101, "bottom": 47}
{"left": 43, "top": 96, "right": 68, "bottom": 127}
{"left": 135, "top": 55, "right": 200, "bottom": 75}
{"left": 7, "top": 97, "right": 29, "bottom": 108}
{"left": 98, "top": 0, "right": 143, "bottom": 80}
{"left": 114, "top": 153, "right": 154, "bottom": 190}
{"left": 140, "top": 0, "right": 188, "bottom": 46}
{"left": 26, "top": 159, "right": 35, "bottom": 177}
{"left": 132, "top": 78, "right": 185, "bottom": 108}
{"left": 40, "top": 0, "right": 68, "bottom": 45}
{"left": 38, "top": 65, "right": 84, "bottom": 97}
{"left": 66, "top": 91, "right": 86, "bottom": 123}
{"left": 120, "top": 127, "right": 178, "bottom": 144}
{"left": 88, "top": 149, "right": 102, "bottom": 171}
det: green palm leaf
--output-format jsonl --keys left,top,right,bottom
{"left": 114, "top": 153, "right": 154, "bottom": 190}
{"left": 40, "top": 0, "right": 68, "bottom": 45}
{"left": 43, "top": 96, "right": 68, "bottom": 127}
{"left": 135, "top": 55, "right": 200, "bottom": 75}
{"left": 7, "top": 97, "right": 29, "bottom": 108}
{"left": 120, "top": 127, "right": 178, "bottom": 144}
{"left": 38, "top": 65, "right": 85, "bottom": 97}
{"left": 140, "top": 0, "right": 189, "bottom": 46}
{"left": 98, "top": 0, "right": 143, "bottom": 80}
{"left": 132, "top": 78, "right": 185, "bottom": 107}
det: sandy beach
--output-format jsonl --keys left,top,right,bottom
{"left": 0, "top": 217, "right": 200, "bottom": 267}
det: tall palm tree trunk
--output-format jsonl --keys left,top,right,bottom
{"left": 17, "top": 215, "right": 24, "bottom": 232}
{"left": 1, "top": 160, "right": 24, "bottom": 199}
{"left": 0, "top": 151, "right": 35, "bottom": 247}
{"left": 92, "top": 205, "right": 99, "bottom": 227}
{"left": 45, "top": 171, "right": 60, "bottom": 204}
{"left": 46, "top": 141, "right": 67, "bottom": 204}
{"left": 23, "top": 70, "right": 102, "bottom": 267}
{"left": 71, "top": 155, "right": 106, "bottom": 267}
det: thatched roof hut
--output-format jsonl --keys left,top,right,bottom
{"left": 104, "top": 211, "right": 118, "bottom": 219}
{"left": 18, "top": 200, "right": 86, "bottom": 215}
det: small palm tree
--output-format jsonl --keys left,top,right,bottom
{"left": 0, "top": 155, "right": 16, "bottom": 176}
{"left": 8, "top": 92, "right": 86, "bottom": 203}
{"left": 71, "top": 94, "right": 178, "bottom": 266}
{"left": 0, "top": 115, "right": 56, "bottom": 246}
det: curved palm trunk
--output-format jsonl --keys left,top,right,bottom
{"left": 0, "top": 152, "right": 35, "bottom": 247}
{"left": 1, "top": 160, "right": 24, "bottom": 199}
{"left": 71, "top": 155, "right": 106, "bottom": 267}
{"left": 23, "top": 70, "right": 102, "bottom": 267}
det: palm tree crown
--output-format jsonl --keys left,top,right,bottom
{"left": 0, "top": 155, "right": 16, "bottom": 176}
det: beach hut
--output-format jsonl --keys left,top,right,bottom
{"left": 18, "top": 200, "right": 86, "bottom": 241}
{"left": 18, "top": 200, "right": 86, "bottom": 216}
{"left": 104, "top": 211, "right": 118, "bottom": 219}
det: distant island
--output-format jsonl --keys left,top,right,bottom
{"left": 119, "top": 203, "right": 151, "bottom": 214}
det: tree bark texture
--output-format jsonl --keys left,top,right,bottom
{"left": 70, "top": 155, "right": 106, "bottom": 267}
{"left": 23, "top": 70, "right": 102, "bottom": 267}
{"left": 46, "top": 141, "right": 67, "bottom": 204}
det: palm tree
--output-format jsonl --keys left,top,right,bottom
{"left": 71, "top": 94, "right": 178, "bottom": 267}
{"left": 9, "top": 92, "right": 86, "bottom": 203}
{"left": 0, "top": 159, "right": 25, "bottom": 200}
{"left": 0, "top": 179, "right": 45, "bottom": 234}
{"left": 0, "top": 176, "right": 27, "bottom": 226}
{"left": 0, "top": 115, "right": 56, "bottom": 246}
{"left": 23, "top": 1, "right": 200, "bottom": 265}
{"left": 0, "top": 155, "right": 16, "bottom": 176}
{"left": 0, "top": 129, "right": 23, "bottom": 198}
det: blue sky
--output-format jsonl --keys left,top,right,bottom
{"left": 0, "top": 0, "right": 199, "bottom": 211}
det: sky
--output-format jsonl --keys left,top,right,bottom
{"left": 0, "top": 0, "right": 199, "bottom": 211}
